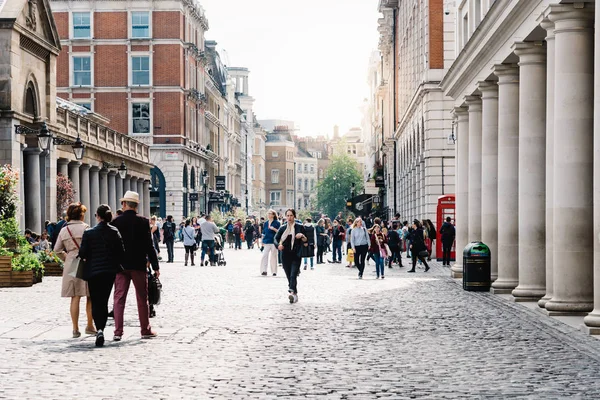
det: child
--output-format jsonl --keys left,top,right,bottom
{"left": 346, "top": 247, "right": 354, "bottom": 268}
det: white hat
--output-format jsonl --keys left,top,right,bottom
{"left": 120, "top": 190, "right": 140, "bottom": 204}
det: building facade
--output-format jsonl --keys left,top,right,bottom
{"left": 252, "top": 122, "right": 267, "bottom": 217}
{"left": 265, "top": 127, "right": 295, "bottom": 215}
{"left": 295, "top": 147, "right": 317, "bottom": 211}
{"left": 440, "top": 0, "right": 600, "bottom": 332}
{"left": 295, "top": 135, "right": 331, "bottom": 183}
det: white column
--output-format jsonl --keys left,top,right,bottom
{"left": 68, "top": 161, "right": 81, "bottom": 203}
{"left": 108, "top": 171, "right": 117, "bottom": 212}
{"left": 116, "top": 174, "right": 124, "bottom": 210}
{"left": 89, "top": 166, "right": 100, "bottom": 227}
{"left": 546, "top": 6, "right": 594, "bottom": 314}
{"left": 512, "top": 42, "right": 547, "bottom": 301}
{"left": 79, "top": 164, "right": 91, "bottom": 226}
{"left": 539, "top": 19, "right": 556, "bottom": 309}
{"left": 491, "top": 64, "right": 520, "bottom": 293}
{"left": 24, "top": 148, "right": 42, "bottom": 233}
{"left": 143, "top": 180, "right": 151, "bottom": 218}
{"left": 99, "top": 168, "right": 108, "bottom": 206}
{"left": 478, "top": 82, "right": 499, "bottom": 281}
{"left": 123, "top": 175, "right": 131, "bottom": 193}
{"left": 451, "top": 107, "right": 469, "bottom": 278}
{"left": 57, "top": 158, "right": 69, "bottom": 178}
{"left": 137, "top": 178, "right": 144, "bottom": 215}
{"left": 465, "top": 95, "right": 482, "bottom": 242}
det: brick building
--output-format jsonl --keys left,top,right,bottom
{"left": 50, "top": 0, "right": 217, "bottom": 218}
{"left": 265, "top": 127, "right": 296, "bottom": 215}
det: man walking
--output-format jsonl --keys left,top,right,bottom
{"left": 440, "top": 216, "right": 456, "bottom": 266}
{"left": 328, "top": 219, "right": 345, "bottom": 264}
{"left": 162, "top": 215, "right": 176, "bottom": 263}
{"left": 200, "top": 215, "right": 220, "bottom": 266}
{"left": 111, "top": 191, "right": 160, "bottom": 340}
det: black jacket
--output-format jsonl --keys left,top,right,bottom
{"left": 79, "top": 222, "right": 125, "bottom": 279}
{"left": 111, "top": 210, "right": 159, "bottom": 272}
{"left": 409, "top": 228, "right": 427, "bottom": 252}
{"left": 388, "top": 230, "right": 401, "bottom": 247}
{"left": 275, "top": 222, "right": 307, "bottom": 258}
{"left": 440, "top": 222, "right": 456, "bottom": 244}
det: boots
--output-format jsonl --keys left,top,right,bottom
{"left": 184, "top": 253, "right": 189, "bottom": 266}
{"left": 190, "top": 252, "right": 195, "bottom": 266}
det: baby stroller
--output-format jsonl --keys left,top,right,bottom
{"left": 214, "top": 234, "right": 227, "bottom": 266}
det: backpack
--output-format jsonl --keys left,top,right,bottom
{"left": 227, "top": 224, "right": 234, "bottom": 233}
{"left": 163, "top": 222, "right": 174, "bottom": 239}
{"left": 233, "top": 225, "right": 241, "bottom": 235}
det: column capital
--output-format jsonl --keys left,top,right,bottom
{"left": 513, "top": 42, "right": 546, "bottom": 65}
{"left": 477, "top": 81, "right": 498, "bottom": 99}
{"left": 90, "top": 166, "right": 101, "bottom": 173}
{"left": 107, "top": 170, "right": 117, "bottom": 177}
{"left": 23, "top": 147, "right": 42, "bottom": 155}
{"left": 68, "top": 161, "right": 81, "bottom": 168}
{"left": 464, "top": 95, "right": 482, "bottom": 111}
{"left": 546, "top": 4, "right": 594, "bottom": 33}
{"left": 539, "top": 18, "right": 555, "bottom": 40}
{"left": 80, "top": 163, "right": 91, "bottom": 171}
{"left": 492, "top": 64, "right": 519, "bottom": 83}
{"left": 99, "top": 168, "right": 109, "bottom": 176}
{"left": 57, "top": 158, "right": 70, "bottom": 166}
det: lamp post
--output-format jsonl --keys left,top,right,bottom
{"left": 202, "top": 169, "right": 208, "bottom": 215}
{"left": 15, "top": 122, "right": 86, "bottom": 160}
{"left": 102, "top": 160, "right": 127, "bottom": 179}
{"left": 245, "top": 189, "right": 249, "bottom": 215}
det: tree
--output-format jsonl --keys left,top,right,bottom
{"left": 316, "top": 153, "right": 364, "bottom": 219}
{"left": 56, "top": 173, "right": 75, "bottom": 219}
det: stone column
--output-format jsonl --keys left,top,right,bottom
{"left": 546, "top": 6, "right": 594, "bottom": 314}
{"left": 116, "top": 174, "right": 124, "bottom": 209}
{"left": 123, "top": 175, "right": 131, "bottom": 193}
{"left": 131, "top": 176, "right": 138, "bottom": 196}
{"left": 89, "top": 166, "right": 100, "bottom": 227}
{"left": 451, "top": 107, "right": 469, "bottom": 278}
{"left": 57, "top": 158, "right": 69, "bottom": 178}
{"left": 137, "top": 178, "right": 144, "bottom": 215}
{"left": 511, "top": 42, "right": 547, "bottom": 301}
{"left": 539, "top": 19, "right": 556, "bottom": 309}
{"left": 108, "top": 171, "right": 117, "bottom": 212}
{"left": 466, "top": 95, "right": 482, "bottom": 242}
{"left": 79, "top": 164, "right": 91, "bottom": 225}
{"left": 99, "top": 168, "right": 109, "bottom": 206}
{"left": 478, "top": 82, "right": 499, "bottom": 281}
{"left": 491, "top": 64, "right": 520, "bottom": 293}
{"left": 585, "top": 4, "right": 600, "bottom": 329}
{"left": 143, "top": 180, "right": 151, "bottom": 218}
{"left": 68, "top": 161, "right": 81, "bottom": 203}
{"left": 24, "top": 148, "right": 42, "bottom": 233}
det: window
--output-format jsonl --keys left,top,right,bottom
{"left": 76, "top": 102, "right": 92, "bottom": 111}
{"left": 252, "top": 165, "right": 255, "bottom": 180}
{"left": 304, "top": 179, "right": 308, "bottom": 191}
{"left": 287, "top": 190, "right": 294, "bottom": 206}
{"left": 270, "top": 191, "right": 281, "bottom": 206}
{"left": 304, "top": 198, "right": 308, "bottom": 208}
{"left": 73, "top": 12, "right": 91, "bottom": 39}
{"left": 310, "top": 164, "right": 314, "bottom": 173}
{"left": 73, "top": 56, "right": 91, "bottom": 86}
{"left": 298, "top": 179, "right": 302, "bottom": 189}
{"left": 304, "top": 164, "right": 307, "bottom": 173}
{"left": 311, "top": 179, "right": 315, "bottom": 190}
{"left": 272, "top": 151, "right": 278, "bottom": 158}
{"left": 319, "top": 169, "right": 324, "bottom": 179}
{"left": 131, "top": 11, "right": 150, "bottom": 38}
{"left": 297, "top": 163, "right": 302, "bottom": 172}
{"left": 287, "top": 169, "right": 293, "bottom": 183}
{"left": 131, "top": 56, "right": 150, "bottom": 85}
{"left": 132, "top": 103, "right": 150, "bottom": 134}
{"left": 298, "top": 199, "right": 302, "bottom": 209}
{"left": 271, "top": 169, "right": 279, "bottom": 184}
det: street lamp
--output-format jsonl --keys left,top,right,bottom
{"left": 245, "top": 189, "right": 249, "bottom": 215}
{"left": 15, "top": 123, "right": 86, "bottom": 160}
{"left": 102, "top": 160, "right": 127, "bottom": 179}
{"left": 202, "top": 169, "right": 208, "bottom": 215}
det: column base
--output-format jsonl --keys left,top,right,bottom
{"left": 536, "top": 307, "right": 589, "bottom": 317}
{"left": 583, "top": 311, "right": 600, "bottom": 328}
{"left": 537, "top": 294, "right": 552, "bottom": 309}
{"left": 544, "top": 299, "right": 593, "bottom": 314}
{"left": 511, "top": 287, "right": 545, "bottom": 301}
{"left": 580, "top": 325, "right": 600, "bottom": 336}
{"left": 491, "top": 279, "right": 518, "bottom": 292}
{"left": 491, "top": 273, "right": 498, "bottom": 282}
{"left": 512, "top": 296, "right": 542, "bottom": 303}
{"left": 490, "top": 287, "right": 513, "bottom": 295}
{"left": 451, "top": 263, "right": 463, "bottom": 278}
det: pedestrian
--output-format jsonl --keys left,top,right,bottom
{"left": 200, "top": 215, "right": 221, "bottom": 266}
{"left": 36, "top": 232, "right": 51, "bottom": 252}
{"left": 78, "top": 205, "right": 125, "bottom": 347}
{"left": 402, "top": 221, "right": 411, "bottom": 258}
{"left": 234, "top": 218, "right": 243, "bottom": 250}
{"left": 369, "top": 224, "right": 387, "bottom": 279}
{"left": 440, "top": 216, "right": 456, "bottom": 266}
{"left": 150, "top": 216, "right": 162, "bottom": 261}
{"left": 424, "top": 219, "right": 436, "bottom": 261}
{"left": 162, "top": 215, "right": 176, "bottom": 263}
{"left": 350, "top": 217, "right": 370, "bottom": 279}
{"left": 225, "top": 219, "right": 235, "bottom": 248}
{"left": 328, "top": 219, "right": 345, "bottom": 264}
{"left": 111, "top": 191, "right": 160, "bottom": 341}
{"left": 407, "top": 219, "right": 430, "bottom": 273}
{"left": 53, "top": 202, "right": 95, "bottom": 338}
{"left": 324, "top": 218, "right": 332, "bottom": 253}
{"left": 387, "top": 222, "right": 403, "bottom": 268}
{"left": 244, "top": 219, "right": 255, "bottom": 249}
{"left": 301, "top": 217, "right": 316, "bottom": 270}
{"left": 193, "top": 216, "right": 202, "bottom": 247}
{"left": 24, "top": 229, "right": 39, "bottom": 252}
{"left": 345, "top": 217, "right": 354, "bottom": 268}
{"left": 182, "top": 219, "right": 196, "bottom": 266}
{"left": 258, "top": 217, "right": 265, "bottom": 250}
{"left": 275, "top": 209, "right": 307, "bottom": 303}
{"left": 316, "top": 219, "right": 327, "bottom": 264}
{"left": 51, "top": 211, "right": 67, "bottom": 249}
{"left": 260, "top": 209, "right": 280, "bottom": 276}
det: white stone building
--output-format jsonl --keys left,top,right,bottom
{"left": 295, "top": 146, "right": 317, "bottom": 211}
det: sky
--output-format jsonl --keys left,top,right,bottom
{"left": 199, "top": 0, "right": 380, "bottom": 138}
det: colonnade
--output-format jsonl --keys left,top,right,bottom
{"left": 453, "top": 4, "right": 600, "bottom": 328}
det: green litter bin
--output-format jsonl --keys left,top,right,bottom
{"left": 462, "top": 242, "right": 491, "bottom": 291}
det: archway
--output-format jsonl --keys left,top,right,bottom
{"left": 150, "top": 166, "right": 166, "bottom": 218}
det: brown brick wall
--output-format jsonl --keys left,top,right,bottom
{"left": 95, "top": 45, "right": 127, "bottom": 87}
{"left": 154, "top": 92, "right": 183, "bottom": 137}
{"left": 95, "top": 92, "right": 129, "bottom": 133}
{"left": 154, "top": 44, "right": 183, "bottom": 86}
{"left": 429, "top": 0, "right": 444, "bottom": 69}
{"left": 131, "top": 93, "right": 150, "bottom": 98}
{"left": 54, "top": 12, "right": 69, "bottom": 40}
{"left": 71, "top": 46, "right": 90, "bottom": 52}
{"left": 72, "top": 93, "right": 91, "bottom": 99}
{"left": 94, "top": 12, "right": 127, "bottom": 39}
{"left": 153, "top": 11, "right": 181, "bottom": 39}
{"left": 131, "top": 45, "right": 150, "bottom": 52}
{"left": 57, "top": 49, "right": 69, "bottom": 87}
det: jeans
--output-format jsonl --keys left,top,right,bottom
{"left": 246, "top": 234, "right": 254, "bottom": 249}
{"left": 303, "top": 257, "right": 314, "bottom": 268}
{"left": 411, "top": 252, "right": 430, "bottom": 271}
{"left": 373, "top": 252, "right": 385, "bottom": 277}
{"left": 88, "top": 273, "right": 115, "bottom": 331}
{"left": 405, "top": 240, "right": 412, "bottom": 258}
{"left": 201, "top": 240, "right": 215, "bottom": 263}
{"left": 165, "top": 239, "right": 174, "bottom": 262}
{"left": 332, "top": 239, "right": 342, "bottom": 262}
{"left": 282, "top": 252, "right": 301, "bottom": 293}
{"left": 317, "top": 244, "right": 325, "bottom": 263}
{"left": 442, "top": 241, "right": 453, "bottom": 265}
{"left": 235, "top": 234, "right": 242, "bottom": 250}
{"left": 389, "top": 245, "right": 402, "bottom": 266}
{"left": 354, "top": 244, "right": 369, "bottom": 277}
{"left": 261, "top": 243, "right": 278, "bottom": 274}
{"left": 114, "top": 270, "right": 152, "bottom": 336}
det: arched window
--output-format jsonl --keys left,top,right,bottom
{"left": 304, "top": 179, "right": 308, "bottom": 191}
{"left": 24, "top": 85, "right": 37, "bottom": 117}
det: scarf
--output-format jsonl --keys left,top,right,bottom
{"left": 280, "top": 221, "right": 296, "bottom": 250}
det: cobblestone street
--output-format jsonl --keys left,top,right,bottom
{"left": 2, "top": 244, "right": 600, "bottom": 399}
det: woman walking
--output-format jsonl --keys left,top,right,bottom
{"left": 53, "top": 202, "right": 95, "bottom": 338}
{"left": 302, "top": 218, "right": 317, "bottom": 270}
{"left": 182, "top": 219, "right": 196, "bottom": 266}
{"left": 369, "top": 224, "right": 388, "bottom": 279}
{"left": 316, "top": 219, "right": 327, "bottom": 264}
{"left": 260, "top": 210, "right": 281, "bottom": 276}
{"left": 408, "top": 219, "right": 430, "bottom": 273}
{"left": 244, "top": 219, "right": 255, "bottom": 249}
{"left": 150, "top": 216, "right": 162, "bottom": 261}
{"left": 275, "top": 209, "right": 307, "bottom": 303}
{"left": 350, "top": 218, "right": 370, "bottom": 279}
{"left": 78, "top": 205, "right": 125, "bottom": 347}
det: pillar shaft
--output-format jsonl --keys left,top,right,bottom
{"left": 466, "top": 95, "right": 482, "bottom": 241}
{"left": 24, "top": 148, "right": 42, "bottom": 233}
{"left": 143, "top": 180, "right": 151, "bottom": 218}
{"left": 89, "top": 167, "right": 100, "bottom": 227}
{"left": 451, "top": 107, "right": 469, "bottom": 278}
{"left": 116, "top": 175, "right": 124, "bottom": 209}
{"left": 108, "top": 172, "right": 117, "bottom": 212}
{"left": 512, "top": 42, "right": 547, "bottom": 301}
{"left": 137, "top": 179, "right": 144, "bottom": 215}
{"left": 79, "top": 165, "right": 91, "bottom": 225}
{"left": 491, "top": 64, "right": 520, "bottom": 292}
{"left": 123, "top": 175, "right": 131, "bottom": 193}
{"left": 68, "top": 162, "right": 81, "bottom": 203}
{"left": 547, "top": 7, "right": 594, "bottom": 313}
{"left": 478, "top": 82, "right": 499, "bottom": 281}
{"left": 57, "top": 158, "right": 69, "bottom": 178}
{"left": 99, "top": 169, "right": 109, "bottom": 206}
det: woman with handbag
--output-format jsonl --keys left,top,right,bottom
{"left": 275, "top": 209, "right": 307, "bottom": 303}
{"left": 78, "top": 205, "right": 125, "bottom": 347}
{"left": 368, "top": 224, "right": 388, "bottom": 279}
{"left": 182, "top": 219, "right": 196, "bottom": 266}
{"left": 407, "top": 219, "right": 430, "bottom": 273}
{"left": 315, "top": 219, "right": 327, "bottom": 264}
{"left": 53, "top": 202, "right": 95, "bottom": 338}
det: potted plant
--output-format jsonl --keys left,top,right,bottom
{"left": 0, "top": 218, "right": 21, "bottom": 250}
{"left": 11, "top": 251, "right": 41, "bottom": 287}
{"left": 39, "top": 251, "right": 64, "bottom": 277}
{"left": 0, "top": 237, "right": 12, "bottom": 287}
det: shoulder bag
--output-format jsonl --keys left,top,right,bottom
{"left": 65, "top": 226, "right": 86, "bottom": 280}
{"left": 184, "top": 228, "right": 197, "bottom": 251}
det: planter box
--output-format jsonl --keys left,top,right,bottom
{"left": 43, "top": 262, "right": 63, "bottom": 277}
{"left": 10, "top": 270, "right": 33, "bottom": 287}
{"left": 33, "top": 270, "right": 43, "bottom": 284}
{"left": 0, "top": 256, "right": 12, "bottom": 288}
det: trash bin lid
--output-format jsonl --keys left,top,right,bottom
{"left": 463, "top": 241, "right": 491, "bottom": 257}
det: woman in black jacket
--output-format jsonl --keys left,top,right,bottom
{"left": 275, "top": 209, "right": 307, "bottom": 303}
{"left": 407, "top": 219, "right": 430, "bottom": 273}
{"left": 79, "top": 205, "right": 125, "bottom": 347}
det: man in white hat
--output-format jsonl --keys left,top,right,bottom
{"left": 110, "top": 191, "right": 160, "bottom": 340}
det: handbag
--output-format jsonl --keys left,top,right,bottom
{"left": 418, "top": 250, "right": 429, "bottom": 258}
{"left": 148, "top": 270, "right": 162, "bottom": 306}
{"left": 65, "top": 226, "right": 86, "bottom": 280}
{"left": 184, "top": 229, "right": 198, "bottom": 251}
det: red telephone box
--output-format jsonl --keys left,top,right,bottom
{"left": 436, "top": 195, "right": 456, "bottom": 262}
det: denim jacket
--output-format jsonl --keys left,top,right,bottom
{"left": 262, "top": 220, "right": 281, "bottom": 244}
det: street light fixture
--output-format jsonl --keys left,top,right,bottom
{"left": 202, "top": 169, "right": 208, "bottom": 215}
{"left": 15, "top": 122, "right": 86, "bottom": 160}
{"left": 102, "top": 160, "right": 128, "bottom": 179}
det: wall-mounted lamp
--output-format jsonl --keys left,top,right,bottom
{"left": 102, "top": 160, "right": 128, "bottom": 179}
{"left": 15, "top": 122, "right": 86, "bottom": 160}
{"left": 447, "top": 120, "right": 457, "bottom": 145}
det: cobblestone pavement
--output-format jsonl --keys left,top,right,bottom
{"left": 2, "top": 244, "right": 600, "bottom": 399}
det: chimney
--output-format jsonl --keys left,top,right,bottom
{"left": 333, "top": 125, "right": 340, "bottom": 139}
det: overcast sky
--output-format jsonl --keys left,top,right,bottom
{"left": 200, "top": 0, "right": 380, "bottom": 137}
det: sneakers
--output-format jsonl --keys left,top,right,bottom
{"left": 376, "top": 276, "right": 380, "bottom": 279}
{"left": 425, "top": 266, "right": 430, "bottom": 272}
{"left": 304, "top": 266, "right": 307, "bottom": 270}
{"left": 272, "top": 273, "right": 277, "bottom": 277}
{"left": 204, "top": 260, "right": 209, "bottom": 266}
{"left": 113, "top": 335, "right": 122, "bottom": 341}
{"left": 95, "top": 330, "right": 105, "bottom": 347}
{"left": 142, "top": 331, "right": 158, "bottom": 339}
{"left": 289, "top": 293, "right": 295, "bottom": 304}
{"left": 261, "top": 271, "right": 267, "bottom": 276}
{"left": 294, "top": 294, "right": 299, "bottom": 303}
{"left": 381, "top": 275, "right": 385, "bottom": 279}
